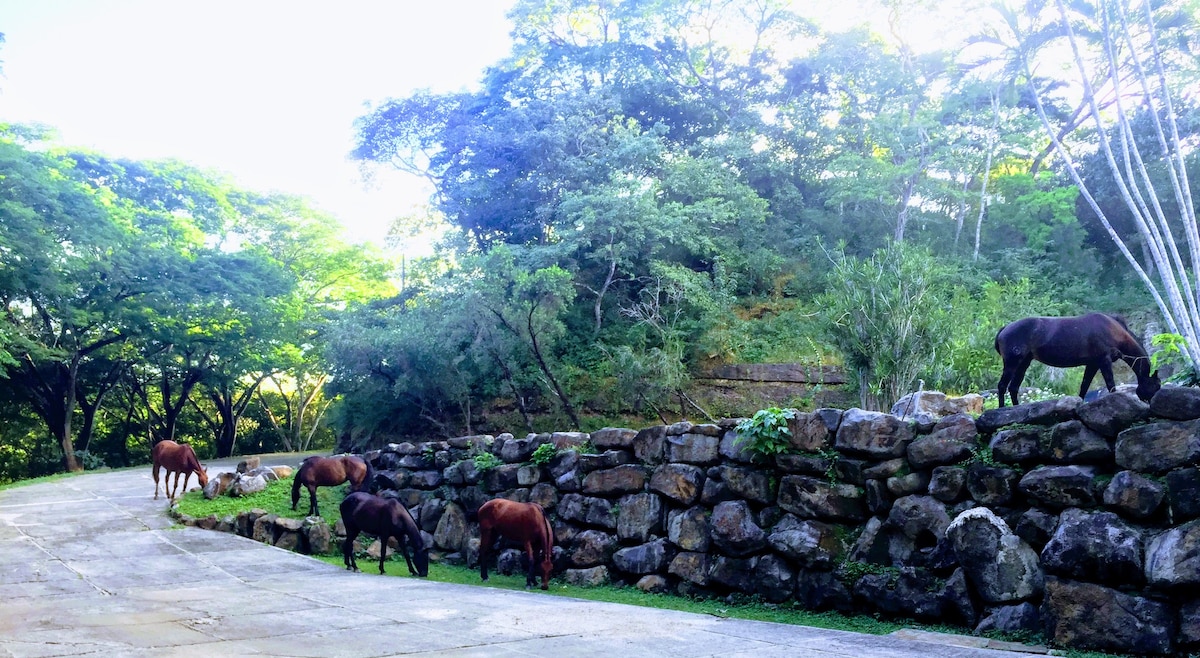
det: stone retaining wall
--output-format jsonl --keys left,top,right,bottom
{"left": 180, "top": 386, "right": 1200, "bottom": 655}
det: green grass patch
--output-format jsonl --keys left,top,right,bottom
{"left": 173, "top": 476, "right": 347, "bottom": 528}
{"left": 310, "top": 556, "right": 911, "bottom": 636}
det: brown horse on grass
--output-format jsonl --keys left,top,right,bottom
{"left": 151, "top": 440, "right": 209, "bottom": 500}
{"left": 995, "top": 312, "right": 1161, "bottom": 407}
{"left": 339, "top": 492, "right": 428, "bottom": 576}
{"left": 478, "top": 498, "right": 555, "bottom": 590}
{"left": 291, "top": 454, "right": 370, "bottom": 517}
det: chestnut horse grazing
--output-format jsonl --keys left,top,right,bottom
{"left": 995, "top": 312, "right": 1161, "bottom": 407}
{"left": 151, "top": 440, "right": 209, "bottom": 500}
{"left": 478, "top": 498, "right": 555, "bottom": 590}
{"left": 339, "top": 492, "right": 428, "bottom": 576}
{"left": 291, "top": 454, "right": 370, "bottom": 517}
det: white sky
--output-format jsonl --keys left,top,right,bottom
{"left": 0, "top": 1, "right": 975, "bottom": 253}
{"left": 0, "top": 0, "right": 516, "bottom": 251}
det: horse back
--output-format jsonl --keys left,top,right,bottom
{"left": 481, "top": 499, "right": 550, "bottom": 545}
{"left": 998, "top": 313, "right": 1143, "bottom": 366}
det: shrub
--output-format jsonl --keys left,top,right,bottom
{"left": 735, "top": 407, "right": 797, "bottom": 458}
{"left": 473, "top": 452, "right": 503, "bottom": 472}
{"left": 530, "top": 443, "right": 558, "bottom": 466}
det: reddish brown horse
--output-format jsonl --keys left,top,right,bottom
{"left": 291, "top": 454, "right": 370, "bottom": 517}
{"left": 151, "top": 440, "right": 209, "bottom": 500}
{"left": 995, "top": 312, "right": 1161, "bottom": 407}
{"left": 478, "top": 498, "right": 555, "bottom": 590}
{"left": 340, "top": 492, "right": 428, "bottom": 576}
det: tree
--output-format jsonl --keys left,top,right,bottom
{"left": 978, "top": 0, "right": 1200, "bottom": 364}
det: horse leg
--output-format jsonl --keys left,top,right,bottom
{"left": 181, "top": 472, "right": 192, "bottom": 496}
{"left": 153, "top": 462, "right": 161, "bottom": 499}
{"left": 344, "top": 527, "right": 359, "bottom": 572}
{"left": 1099, "top": 359, "right": 1118, "bottom": 393}
{"left": 523, "top": 540, "right": 537, "bottom": 589}
{"left": 1008, "top": 358, "right": 1033, "bottom": 406}
{"left": 308, "top": 485, "right": 319, "bottom": 517}
{"left": 1079, "top": 364, "right": 1099, "bottom": 399}
{"left": 479, "top": 526, "right": 493, "bottom": 582}
{"left": 168, "top": 471, "right": 180, "bottom": 499}
{"left": 399, "top": 536, "right": 416, "bottom": 576}
{"left": 378, "top": 533, "right": 389, "bottom": 575}
{"left": 997, "top": 365, "right": 1014, "bottom": 408}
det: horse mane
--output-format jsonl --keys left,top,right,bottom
{"left": 1104, "top": 313, "right": 1132, "bottom": 332}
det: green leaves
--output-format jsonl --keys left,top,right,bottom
{"left": 735, "top": 407, "right": 798, "bottom": 458}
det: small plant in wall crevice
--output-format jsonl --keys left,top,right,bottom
{"left": 735, "top": 407, "right": 798, "bottom": 459}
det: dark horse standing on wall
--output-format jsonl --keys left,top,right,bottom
{"left": 994, "top": 312, "right": 1161, "bottom": 407}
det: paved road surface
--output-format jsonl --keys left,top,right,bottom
{"left": 0, "top": 454, "right": 1048, "bottom": 657}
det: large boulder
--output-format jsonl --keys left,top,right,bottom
{"left": 1103, "top": 470, "right": 1165, "bottom": 520}
{"left": 753, "top": 554, "right": 797, "bottom": 603}
{"left": 665, "top": 432, "right": 720, "bottom": 465}
{"left": 965, "top": 463, "right": 1020, "bottom": 506}
{"left": 1115, "top": 418, "right": 1200, "bottom": 474}
{"left": 787, "top": 409, "right": 842, "bottom": 452}
{"left": 975, "top": 396, "right": 1081, "bottom": 433}
{"left": 1078, "top": 391, "right": 1150, "bottom": 436}
{"left": 1040, "top": 508, "right": 1144, "bottom": 586}
{"left": 712, "top": 465, "right": 773, "bottom": 504}
{"left": 1045, "top": 420, "right": 1111, "bottom": 464}
{"left": 1017, "top": 465, "right": 1099, "bottom": 509}
{"left": 590, "top": 427, "right": 637, "bottom": 450}
{"left": 1149, "top": 386, "right": 1200, "bottom": 420}
{"left": 777, "top": 475, "right": 867, "bottom": 522}
{"left": 709, "top": 500, "right": 767, "bottom": 557}
{"left": 767, "top": 515, "right": 842, "bottom": 569}
{"left": 668, "top": 551, "right": 711, "bottom": 585}
{"left": 648, "top": 464, "right": 704, "bottom": 505}
{"left": 433, "top": 502, "right": 468, "bottom": 552}
{"left": 989, "top": 427, "right": 1044, "bottom": 465}
{"left": 1145, "top": 518, "right": 1200, "bottom": 588}
{"left": 906, "top": 416, "right": 974, "bottom": 469}
{"left": 834, "top": 408, "right": 915, "bottom": 458}
{"left": 581, "top": 465, "right": 646, "bottom": 496}
{"left": 890, "top": 391, "right": 983, "bottom": 423}
{"left": 612, "top": 538, "right": 672, "bottom": 575}
{"left": 616, "top": 492, "right": 663, "bottom": 543}
{"left": 570, "top": 530, "right": 618, "bottom": 567}
{"left": 667, "top": 506, "right": 710, "bottom": 552}
{"left": 946, "top": 507, "right": 1043, "bottom": 604}
{"left": 1042, "top": 577, "right": 1173, "bottom": 656}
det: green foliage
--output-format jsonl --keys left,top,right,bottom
{"left": 819, "top": 243, "right": 956, "bottom": 411}
{"left": 473, "top": 452, "right": 503, "bottom": 472}
{"left": 1151, "top": 333, "right": 1200, "bottom": 386}
{"left": 735, "top": 407, "right": 798, "bottom": 458}
{"left": 530, "top": 443, "right": 558, "bottom": 466}
{"left": 932, "top": 277, "right": 1069, "bottom": 396}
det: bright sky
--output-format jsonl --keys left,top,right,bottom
{"left": 0, "top": 1, "right": 975, "bottom": 253}
{"left": 0, "top": 0, "right": 515, "bottom": 251}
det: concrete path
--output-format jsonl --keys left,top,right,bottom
{"left": 0, "top": 455, "right": 1047, "bottom": 658}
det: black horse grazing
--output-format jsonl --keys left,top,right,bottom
{"left": 994, "top": 312, "right": 1161, "bottom": 407}
{"left": 339, "top": 492, "right": 428, "bottom": 577}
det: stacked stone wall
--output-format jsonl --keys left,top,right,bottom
{"left": 182, "top": 386, "right": 1200, "bottom": 655}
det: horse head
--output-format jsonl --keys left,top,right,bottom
{"left": 413, "top": 539, "right": 430, "bottom": 577}
{"left": 197, "top": 467, "right": 210, "bottom": 488}
{"left": 1137, "top": 369, "right": 1162, "bottom": 402}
